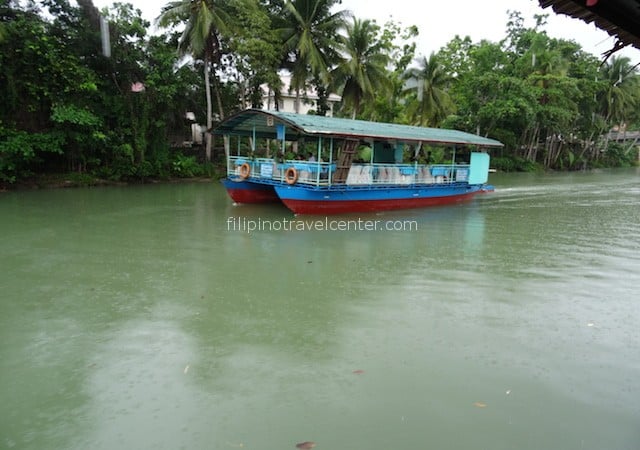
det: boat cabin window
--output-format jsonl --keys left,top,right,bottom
{"left": 372, "top": 142, "right": 395, "bottom": 163}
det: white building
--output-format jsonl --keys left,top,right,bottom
{"left": 261, "top": 73, "right": 341, "bottom": 116}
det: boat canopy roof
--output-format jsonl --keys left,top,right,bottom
{"left": 214, "top": 109, "right": 504, "bottom": 148}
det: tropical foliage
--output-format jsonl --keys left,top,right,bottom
{"left": 1, "top": 1, "right": 639, "bottom": 185}
{"left": 331, "top": 18, "right": 391, "bottom": 119}
{"left": 404, "top": 53, "right": 455, "bottom": 127}
{"left": 275, "top": 0, "right": 350, "bottom": 113}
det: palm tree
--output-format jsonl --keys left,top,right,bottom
{"left": 331, "top": 18, "right": 391, "bottom": 119}
{"left": 404, "top": 53, "right": 455, "bottom": 127}
{"left": 598, "top": 56, "right": 640, "bottom": 127}
{"left": 156, "top": 0, "right": 231, "bottom": 161}
{"left": 279, "top": 0, "right": 349, "bottom": 113}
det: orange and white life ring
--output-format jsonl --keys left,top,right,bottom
{"left": 238, "top": 163, "right": 251, "bottom": 179}
{"left": 285, "top": 167, "right": 298, "bottom": 185}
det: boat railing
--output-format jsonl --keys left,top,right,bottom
{"left": 228, "top": 156, "right": 336, "bottom": 185}
{"left": 276, "top": 160, "right": 337, "bottom": 185}
{"left": 346, "top": 163, "right": 470, "bottom": 185}
{"left": 229, "top": 156, "right": 279, "bottom": 179}
{"left": 228, "top": 156, "right": 470, "bottom": 186}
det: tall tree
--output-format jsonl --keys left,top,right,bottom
{"left": 598, "top": 56, "right": 640, "bottom": 127}
{"left": 279, "top": 0, "right": 349, "bottom": 113}
{"left": 222, "top": 0, "right": 281, "bottom": 112}
{"left": 157, "top": 0, "right": 231, "bottom": 161}
{"left": 404, "top": 53, "right": 455, "bottom": 127}
{"left": 331, "top": 18, "right": 390, "bottom": 119}
{"left": 358, "top": 20, "right": 418, "bottom": 123}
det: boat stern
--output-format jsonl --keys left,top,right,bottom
{"left": 221, "top": 178, "right": 280, "bottom": 204}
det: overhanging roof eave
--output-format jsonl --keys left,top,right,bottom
{"left": 539, "top": 0, "right": 640, "bottom": 51}
{"left": 213, "top": 109, "right": 504, "bottom": 148}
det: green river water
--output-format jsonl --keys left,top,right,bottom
{"left": 1, "top": 169, "right": 639, "bottom": 450}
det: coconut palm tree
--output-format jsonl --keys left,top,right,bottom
{"left": 156, "top": 0, "right": 231, "bottom": 161}
{"left": 598, "top": 56, "right": 640, "bottom": 127}
{"left": 404, "top": 53, "right": 455, "bottom": 127}
{"left": 279, "top": 0, "right": 349, "bottom": 113}
{"left": 331, "top": 18, "right": 391, "bottom": 119}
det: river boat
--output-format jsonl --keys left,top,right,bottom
{"left": 216, "top": 109, "right": 503, "bottom": 215}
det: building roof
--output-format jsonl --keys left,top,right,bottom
{"left": 213, "top": 109, "right": 504, "bottom": 147}
{"left": 539, "top": 0, "right": 640, "bottom": 53}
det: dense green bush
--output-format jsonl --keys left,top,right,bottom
{"left": 491, "top": 156, "right": 541, "bottom": 172}
{"left": 171, "top": 154, "right": 204, "bottom": 177}
{"left": 0, "top": 128, "right": 65, "bottom": 183}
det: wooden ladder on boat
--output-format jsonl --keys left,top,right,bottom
{"left": 332, "top": 139, "right": 359, "bottom": 184}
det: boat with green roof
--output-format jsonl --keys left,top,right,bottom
{"left": 215, "top": 109, "right": 503, "bottom": 215}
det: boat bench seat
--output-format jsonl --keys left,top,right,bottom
{"left": 346, "top": 165, "right": 372, "bottom": 185}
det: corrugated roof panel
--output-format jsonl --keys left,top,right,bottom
{"left": 214, "top": 109, "right": 504, "bottom": 147}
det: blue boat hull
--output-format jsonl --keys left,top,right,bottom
{"left": 274, "top": 184, "right": 484, "bottom": 214}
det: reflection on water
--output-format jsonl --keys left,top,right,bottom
{"left": 1, "top": 170, "right": 639, "bottom": 450}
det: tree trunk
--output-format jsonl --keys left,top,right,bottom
{"left": 553, "top": 140, "right": 564, "bottom": 166}
{"left": 213, "top": 73, "right": 225, "bottom": 121}
{"left": 204, "top": 59, "right": 213, "bottom": 162}
{"left": 224, "top": 135, "right": 230, "bottom": 163}
{"left": 351, "top": 95, "right": 360, "bottom": 120}
{"left": 213, "top": 75, "right": 227, "bottom": 163}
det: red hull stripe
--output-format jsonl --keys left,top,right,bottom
{"left": 281, "top": 191, "right": 478, "bottom": 214}
{"left": 226, "top": 188, "right": 281, "bottom": 204}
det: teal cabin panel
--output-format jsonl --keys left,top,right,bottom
{"left": 468, "top": 152, "right": 490, "bottom": 184}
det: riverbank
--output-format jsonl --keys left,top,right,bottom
{"left": 0, "top": 173, "right": 220, "bottom": 192}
